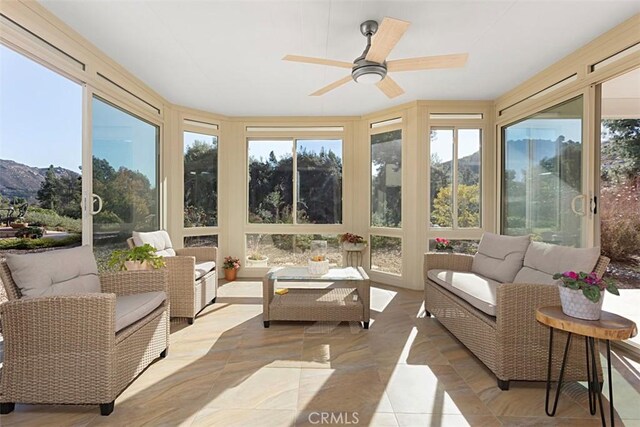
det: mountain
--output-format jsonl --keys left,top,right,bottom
{"left": 0, "top": 159, "right": 80, "bottom": 204}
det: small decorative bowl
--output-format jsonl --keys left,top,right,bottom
{"left": 308, "top": 259, "right": 329, "bottom": 275}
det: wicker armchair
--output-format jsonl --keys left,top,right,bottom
{"left": 0, "top": 260, "right": 169, "bottom": 416}
{"left": 127, "top": 237, "right": 217, "bottom": 324}
{"left": 424, "top": 252, "right": 609, "bottom": 390}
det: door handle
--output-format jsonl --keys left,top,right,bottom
{"left": 91, "top": 194, "right": 103, "bottom": 215}
{"left": 571, "top": 194, "right": 585, "bottom": 216}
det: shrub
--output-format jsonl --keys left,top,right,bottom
{"left": 25, "top": 207, "right": 81, "bottom": 233}
{"left": 600, "top": 181, "right": 640, "bottom": 262}
{"left": 0, "top": 234, "right": 81, "bottom": 250}
{"left": 15, "top": 226, "right": 44, "bottom": 239}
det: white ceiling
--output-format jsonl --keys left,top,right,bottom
{"left": 39, "top": 1, "right": 640, "bottom": 117}
{"left": 602, "top": 67, "right": 640, "bottom": 119}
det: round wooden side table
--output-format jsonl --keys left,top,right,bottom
{"left": 536, "top": 306, "right": 637, "bottom": 426}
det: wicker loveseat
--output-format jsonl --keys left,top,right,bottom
{"left": 128, "top": 230, "right": 217, "bottom": 324}
{"left": 424, "top": 234, "right": 609, "bottom": 390}
{"left": 0, "top": 247, "right": 169, "bottom": 415}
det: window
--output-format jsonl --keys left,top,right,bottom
{"left": 184, "top": 235, "right": 218, "bottom": 248}
{"left": 370, "top": 235, "right": 402, "bottom": 275}
{"left": 248, "top": 139, "right": 342, "bottom": 224}
{"left": 371, "top": 129, "right": 402, "bottom": 228}
{"left": 0, "top": 44, "right": 82, "bottom": 251}
{"left": 245, "top": 233, "right": 342, "bottom": 267}
{"left": 92, "top": 97, "right": 159, "bottom": 266}
{"left": 502, "top": 96, "right": 584, "bottom": 246}
{"left": 184, "top": 131, "right": 218, "bottom": 227}
{"left": 430, "top": 128, "right": 481, "bottom": 228}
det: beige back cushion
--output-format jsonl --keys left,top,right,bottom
{"left": 5, "top": 245, "right": 100, "bottom": 298}
{"left": 471, "top": 233, "right": 531, "bottom": 283}
{"left": 132, "top": 230, "right": 176, "bottom": 257}
{"left": 513, "top": 242, "right": 601, "bottom": 285}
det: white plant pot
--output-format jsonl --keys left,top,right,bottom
{"left": 343, "top": 242, "right": 366, "bottom": 251}
{"left": 308, "top": 259, "right": 329, "bottom": 275}
{"left": 558, "top": 285, "right": 604, "bottom": 320}
{"left": 124, "top": 260, "right": 152, "bottom": 271}
{"left": 246, "top": 257, "right": 268, "bottom": 268}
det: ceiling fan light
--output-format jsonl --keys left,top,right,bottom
{"left": 352, "top": 64, "right": 387, "bottom": 84}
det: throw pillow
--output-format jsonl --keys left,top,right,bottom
{"left": 513, "top": 242, "right": 601, "bottom": 285}
{"left": 6, "top": 245, "right": 100, "bottom": 298}
{"left": 132, "top": 230, "right": 176, "bottom": 257}
{"left": 471, "top": 232, "right": 531, "bottom": 283}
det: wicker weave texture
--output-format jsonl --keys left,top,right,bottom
{"left": 0, "top": 259, "right": 169, "bottom": 407}
{"left": 263, "top": 267, "right": 370, "bottom": 325}
{"left": 423, "top": 252, "right": 609, "bottom": 384}
{"left": 270, "top": 288, "right": 364, "bottom": 322}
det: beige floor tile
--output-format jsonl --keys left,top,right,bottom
{"left": 395, "top": 413, "right": 501, "bottom": 427}
{"left": 370, "top": 328, "right": 450, "bottom": 367}
{"left": 0, "top": 405, "right": 97, "bottom": 427}
{"left": 192, "top": 408, "right": 296, "bottom": 427}
{"left": 89, "top": 401, "right": 203, "bottom": 427}
{"left": 381, "top": 364, "right": 491, "bottom": 415}
{"left": 203, "top": 366, "right": 300, "bottom": 410}
{"left": 301, "top": 333, "right": 376, "bottom": 369}
{"left": 498, "top": 416, "right": 603, "bottom": 426}
{"left": 298, "top": 367, "right": 394, "bottom": 413}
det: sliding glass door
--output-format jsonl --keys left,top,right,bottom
{"left": 91, "top": 97, "right": 159, "bottom": 267}
{"left": 502, "top": 96, "right": 586, "bottom": 246}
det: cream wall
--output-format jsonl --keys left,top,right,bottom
{"left": 1, "top": 1, "right": 638, "bottom": 290}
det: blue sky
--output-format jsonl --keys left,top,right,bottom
{"left": 0, "top": 44, "right": 82, "bottom": 172}
{"left": 248, "top": 139, "right": 343, "bottom": 162}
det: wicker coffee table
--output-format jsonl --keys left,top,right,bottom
{"left": 262, "top": 266, "right": 370, "bottom": 329}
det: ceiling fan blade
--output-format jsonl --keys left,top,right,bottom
{"left": 376, "top": 76, "right": 405, "bottom": 99}
{"left": 387, "top": 53, "right": 468, "bottom": 72}
{"left": 310, "top": 76, "right": 353, "bottom": 96}
{"left": 365, "top": 17, "right": 411, "bottom": 63}
{"left": 283, "top": 55, "right": 353, "bottom": 69}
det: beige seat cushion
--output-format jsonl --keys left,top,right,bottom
{"left": 195, "top": 261, "right": 215, "bottom": 280}
{"left": 513, "top": 242, "right": 601, "bottom": 285}
{"left": 132, "top": 230, "right": 176, "bottom": 257}
{"left": 471, "top": 233, "right": 531, "bottom": 283}
{"left": 428, "top": 269, "right": 500, "bottom": 316}
{"left": 5, "top": 245, "right": 100, "bottom": 298}
{"left": 115, "top": 291, "right": 166, "bottom": 332}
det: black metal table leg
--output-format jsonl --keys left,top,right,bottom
{"left": 545, "top": 328, "right": 573, "bottom": 416}
{"left": 588, "top": 336, "right": 606, "bottom": 426}
{"left": 586, "top": 336, "right": 596, "bottom": 415}
{"left": 606, "top": 340, "right": 615, "bottom": 427}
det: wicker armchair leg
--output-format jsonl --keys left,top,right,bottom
{"left": 0, "top": 402, "right": 15, "bottom": 414}
{"left": 211, "top": 297, "right": 216, "bottom": 304}
{"left": 187, "top": 318, "right": 194, "bottom": 325}
{"left": 160, "top": 348, "right": 168, "bottom": 358}
{"left": 263, "top": 321, "right": 270, "bottom": 328}
{"left": 363, "top": 321, "right": 369, "bottom": 329}
{"left": 497, "top": 379, "right": 510, "bottom": 390}
{"left": 424, "top": 309, "right": 431, "bottom": 317}
{"left": 100, "top": 401, "right": 114, "bottom": 416}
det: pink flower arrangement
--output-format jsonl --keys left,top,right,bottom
{"left": 339, "top": 233, "right": 366, "bottom": 244}
{"left": 552, "top": 271, "right": 618, "bottom": 303}
{"left": 223, "top": 256, "right": 241, "bottom": 270}
{"left": 434, "top": 237, "right": 453, "bottom": 251}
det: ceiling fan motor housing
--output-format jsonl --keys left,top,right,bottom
{"left": 352, "top": 19, "right": 387, "bottom": 83}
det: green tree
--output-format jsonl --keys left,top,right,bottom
{"left": 184, "top": 140, "right": 218, "bottom": 226}
{"left": 37, "top": 165, "right": 62, "bottom": 211}
{"left": 602, "top": 119, "right": 640, "bottom": 182}
{"left": 432, "top": 184, "right": 480, "bottom": 228}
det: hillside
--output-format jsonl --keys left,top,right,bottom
{"left": 0, "top": 159, "right": 79, "bottom": 203}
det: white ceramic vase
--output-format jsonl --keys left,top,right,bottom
{"left": 558, "top": 285, "right": 604, "bottom": 320}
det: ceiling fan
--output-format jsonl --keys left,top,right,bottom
{"left": 283, "top": 17, "right": 468, "bottom": 99}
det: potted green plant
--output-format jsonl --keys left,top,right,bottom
{"left": 339, "top": 233, "right": 367, "bottom": 251}
{"left": 108, "top": 243, "right": 166, "bottom": 271}
{"left": 223, "top": 256, "right": 241, "bottom": 280}
{"left": 553, "top": 271, "right": 619, "bottom": 320}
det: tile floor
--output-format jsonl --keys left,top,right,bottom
{"left": 2, "top": 280, "right": 640, "bottom": 426}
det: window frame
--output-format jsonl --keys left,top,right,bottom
{"left": 429, "top": 125, "right": 483, "bottom": 231}
{"left": 246, "top": 136, "right": 344, "bottom": 226}
{"left": 182, "top": 119, "right": 220, "bottom": 241}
